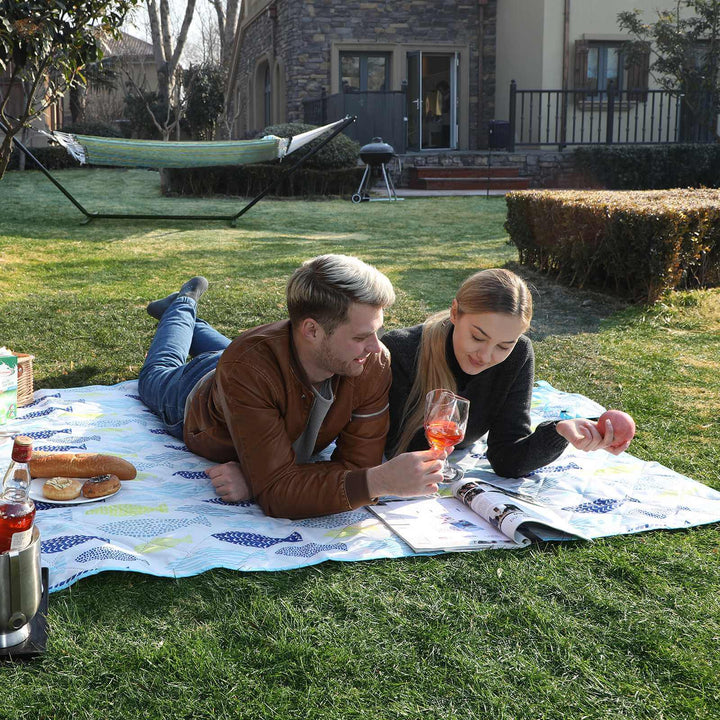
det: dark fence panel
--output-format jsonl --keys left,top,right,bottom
{"left": 304, "top": 91, "right": 406, "bottom": 153}
{"left": 507, "top": 81, "right": 717, "bottom": 150}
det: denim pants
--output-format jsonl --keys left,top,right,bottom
{"left": 138, "top": 297, "right": 231, "bottom": 439}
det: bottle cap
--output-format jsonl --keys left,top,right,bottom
{"left": 11, "top": 436, "right": 32, "bottom": 463}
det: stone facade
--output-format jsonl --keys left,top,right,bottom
{"left": 235, "top": 0, "right": 498, "bottom": 150}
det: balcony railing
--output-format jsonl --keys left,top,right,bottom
{"left": 507, "top": 80, "right": 717, "bottom": 151}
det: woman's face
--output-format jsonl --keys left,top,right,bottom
{"left": 449, "top": 301, "right": 527, "bottom": 375}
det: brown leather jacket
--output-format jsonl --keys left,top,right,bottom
{"left": 183, "top": 320, "right": 390, "bottom": 519}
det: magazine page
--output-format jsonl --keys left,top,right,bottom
{"left": 367, "top": 495, "right": 526, "bottom": 553}
{"left": 451, "top": 479, "right": 591, "bottom": 543}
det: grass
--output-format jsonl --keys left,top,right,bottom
{"left": 1, "top": 168, "right": 719, "bottom": 719}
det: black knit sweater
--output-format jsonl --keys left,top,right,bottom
{"left": 382, "top": 324, "right": 569, "bottom": 478}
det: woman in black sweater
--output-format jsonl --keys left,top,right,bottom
{"left": 382, "top": 269, "right": 632, "bottom": 478}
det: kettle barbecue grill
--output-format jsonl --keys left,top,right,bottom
{"left": 351, "top": 137, "right": 400, "bottom": 203}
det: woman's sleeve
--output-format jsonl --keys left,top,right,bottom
{"left": 485, "top": 343, "right": 568, "bottom": 478}
{"left": 382, "top": 330, "right": 425, "bottom": 457}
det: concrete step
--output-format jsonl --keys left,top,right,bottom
{"left": 410, "top": 166, "right": 521, "bottom": 179}
{"left": 407, "top": 176, "right": 531, "bottom": 191}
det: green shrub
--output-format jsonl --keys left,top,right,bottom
{"left": 164, "top": 163, "right": 365, "bottom": 198}
{"left": 505, "top": 189, "right": 720, "bottom": 303}
{"left": 261, "top": 122, "right": 360, "bottom": 170}
{"left": 62, "top": 121, "right": 124, "bottom": 138}
{"left": 573, "top": 144, "right": 720, "bottom": 190}
{"left": 8, "top": 145, "right": 78, "bottom": 171}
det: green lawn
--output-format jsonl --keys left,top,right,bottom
{"left": 1, "top": 168, "right": 718, "bottom": 720}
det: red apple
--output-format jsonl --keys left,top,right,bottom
{"left": 597, "top": 409, "right": 636, "bottom": 448}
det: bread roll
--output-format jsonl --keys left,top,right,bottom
{"left": 29, "top": 452, "right": 137, "bottom": 481}
{"left": 82, "top": 474, "right": 121, "bottom": 499}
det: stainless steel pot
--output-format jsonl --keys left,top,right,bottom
{"left": 0, "top": 527, "right": 42, "bottom": 648}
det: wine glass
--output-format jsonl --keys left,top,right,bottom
{"left": 424, "top": 389, "right": 470, "bottom": 483}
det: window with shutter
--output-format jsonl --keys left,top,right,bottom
{"left": 574, "top": 40, "right": 650, "bottom": 103}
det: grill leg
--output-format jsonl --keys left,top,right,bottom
{"left": 380, "top": 163, "right": 398, "bottom": 201}
{"left": 352, "top": 164, "right": 372, "bottom": 203}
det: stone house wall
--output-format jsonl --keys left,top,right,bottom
{"left": 236, "top": 0, "right": 498, "bottom": 150}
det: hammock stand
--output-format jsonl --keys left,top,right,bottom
{"left": 2, "top": 116, "right": 356, "bottom": 226}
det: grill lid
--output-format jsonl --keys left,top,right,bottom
{"left": 359, "top": 137, "right": 395, "bottom": 165}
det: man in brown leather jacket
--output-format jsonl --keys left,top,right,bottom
{"left": 139, "top": 254, "right": 444, "bottom": 519}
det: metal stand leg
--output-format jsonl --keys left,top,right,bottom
{"left": 352, "top": 165, "right": 372, "bottom": 203}
{"left": 380, "top": 163, "right": 398, "bottom": 201}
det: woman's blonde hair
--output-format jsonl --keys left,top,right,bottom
{"left": 392, "top": 268, "right": 533, "bottom": 456}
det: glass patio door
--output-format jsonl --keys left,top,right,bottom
{"left": 406, "top": 51, "right": 458, "bottom": 151}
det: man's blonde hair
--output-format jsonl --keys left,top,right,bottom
{"left": 287, "top": 254, "right": 395, "bottom": 332}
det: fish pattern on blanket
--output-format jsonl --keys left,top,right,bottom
{"left": 3, "top": 379, "right": 719, "bottom": 593}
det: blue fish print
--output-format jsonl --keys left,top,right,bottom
{"left": 298, "top": 511, "right": 368, "bottom": 529}
{"left": 22, "top": 393, "right": 61, "bottom": 408}
{"left": 275, "top": 542, "right": 348, "bottom": 557}
{"left": 99, "top": 516, "right": 211, "bottom": 537}
{"left": 150, "top": 428, "right": 171, "bottom": 435}
{"left": 19, "top": 428, "right": 73, "bottom": 440}
{"left": 212, "top": 530, "right": 302, "bottom": 549}
{"left": 75, "top": 547, "right": 148, "bottom": 564}
{"left": 41, "top": 535, "right": 109, "bottom": 554}
{"left": 563, "top": 496, "right": 639, "bottom": 514}
{"left": 204, "top": 497, "right": 254, "bottom": 508}
{"left": 21, "top": 406, "right": 72, "bottom": 419}
{"left": 36, "top": 444, "right": 88, "bottom": 452}
{"left": 174, "top": 471, "right": 209, "bottom": 480}
{"left": 164, "top": 444, "right": 192, "bottom": 452}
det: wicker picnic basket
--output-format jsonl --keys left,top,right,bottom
{"left": 13, "top": 352, "right": 34, "bottom": 407}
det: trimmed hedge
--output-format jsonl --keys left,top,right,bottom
{"left": 164, "top": 163, "right": 365, "bottom": 198}
{"left": 261, "top": 122, "right": 361, "bottom": 170}
{"left": 505, "top": 189, "right": 720, "bottom": 303}
{"left": 573, "top": 144, "right": 720, "bottom": 190}
{"left": 8, "top": 145, "right": 78, "bottom": 171}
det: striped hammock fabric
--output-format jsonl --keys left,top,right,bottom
{"left": 48, "top": 118, "right": 349, "bottom": 169}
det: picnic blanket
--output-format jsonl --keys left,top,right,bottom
{"left": 2, "top": 380, "right": 719, "bottom": 593}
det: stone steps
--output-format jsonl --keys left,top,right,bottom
{"left": 407, "top": 166, "right": 531, "bottom": 191}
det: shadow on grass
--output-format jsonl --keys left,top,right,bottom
{"left": 393, "top": 263, "right": 629, "bottom": 340}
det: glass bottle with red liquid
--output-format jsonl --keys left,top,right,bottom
{"left": 0, "top": 435, "right": 35, "bottom": 553}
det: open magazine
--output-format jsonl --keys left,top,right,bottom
{"left": 368, "top": 478, "right": 591, "bottom": 553}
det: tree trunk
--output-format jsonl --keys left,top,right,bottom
{"left": 70, "top": 84, "right": 87, "bottom": 124}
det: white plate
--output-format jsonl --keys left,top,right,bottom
{"left": 29, "top": 477, "right": 120, "bottom": 505}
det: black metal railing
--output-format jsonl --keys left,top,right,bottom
{"left": 303, "top": 89, "right": 407, "bottom": 153}
{"left": 507, "top": 79, "right": 717, "bottom": 151}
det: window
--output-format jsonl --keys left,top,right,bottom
{"left": 340, "top": 52, "right": 390, "bottom": 92}
{"left": 575, "top": 40, "right": 649, "bottom": 100}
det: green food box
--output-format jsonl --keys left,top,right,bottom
{"left": 0, "top": 353, "right": 18, "bottom": 424}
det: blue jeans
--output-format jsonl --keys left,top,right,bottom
{"left": 138, "top": 297, "right": 231, "bottom": 439}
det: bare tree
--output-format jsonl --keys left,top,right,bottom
{"left": 207, "top": 0, "right": 242, "bottom": 138}
{"left": 142, "top": 0, "right": 197, "bottom": 140}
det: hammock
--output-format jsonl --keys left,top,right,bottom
{"left": 5, "top": 116, "right": 356, "bottom": 224}
{"left": 47, "top": 120, "right": 345, "bottom": 169}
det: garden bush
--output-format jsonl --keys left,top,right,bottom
{"left": 8, "top": 145, "right": 77, "bottom": 171}
{"left": 261, "top": 122, "right": 360, "bottom": 170}
{"left": 505, "top": 188, "right": 720, "bottom": 303}
{"left": 573, "top": 144, "right": 720, "bottom": 190}
{"left": 164, "top": 163, "right": 364, "bottom": 199}
{"left": 164, "top": 122, "right": 363, "bottom": 198}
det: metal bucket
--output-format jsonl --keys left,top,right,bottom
{"left": 0, "top": 527, "right": 42, "bottom": 648}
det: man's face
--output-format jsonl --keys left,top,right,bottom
{"left": 317, "top": 303, "right": 384, "bottom": 378}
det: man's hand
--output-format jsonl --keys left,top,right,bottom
{"left": 206, "top": 461, "right": 251, "bottom": 502}
{"left": 367, "top": 449, "right": 446, "bottom": 499}
{"left": 556, "top": 418, "right": 631, "bottom": 455}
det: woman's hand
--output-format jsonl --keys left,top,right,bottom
{"left": 206, "top": 461, "right": 251, "bottom": 502}
{"left": 555, "top": 418, "right": 632, "bottom": 455}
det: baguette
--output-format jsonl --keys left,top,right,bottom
{"left": 29, "top": 452, "right": 137, "bottom": 481}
